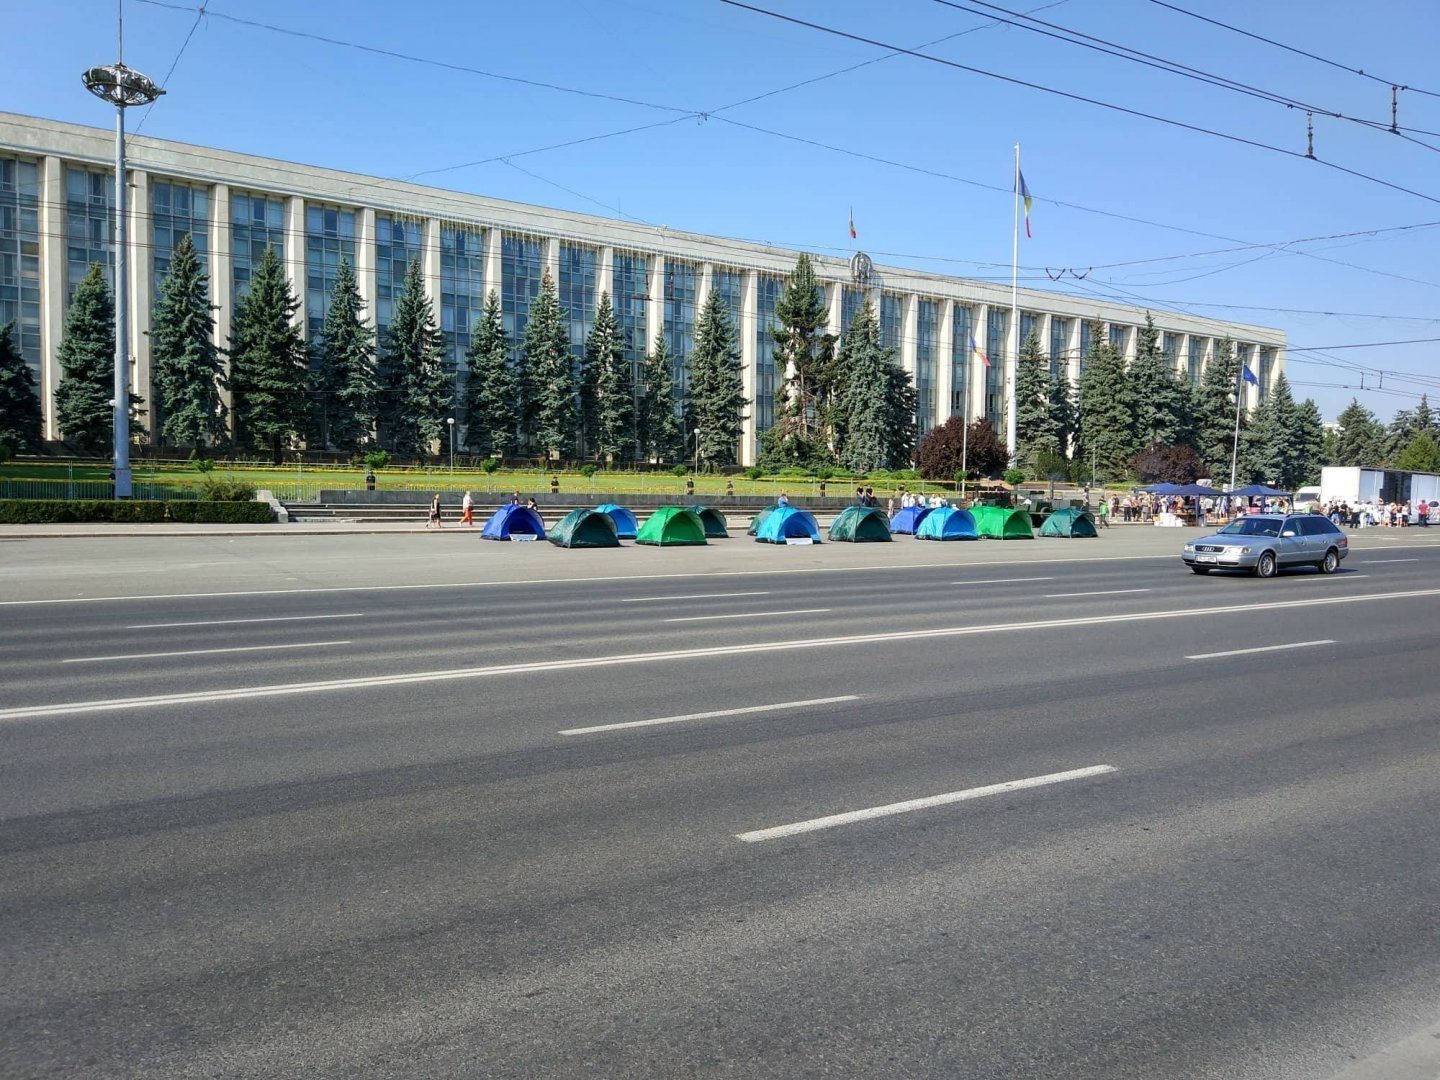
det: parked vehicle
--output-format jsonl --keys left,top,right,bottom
{"left": 1181, "top": 514, "right": 1349, "bottom": 577}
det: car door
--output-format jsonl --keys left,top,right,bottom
{"left": 1275, "top": 517, "right": 1308, "bottom": 565}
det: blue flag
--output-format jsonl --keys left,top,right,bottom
{"left": 1242, "top": 364, "right": 1259, "bottom": 386}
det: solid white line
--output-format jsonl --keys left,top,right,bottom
{"left": 6, "top": 587, "right": 1438, "bottom": 721}
{"left": 664, "top": 608, "right": 830, "bottom": 623}
{"left": 61, "top": 641, "right": 352, "bottom": 664}
{"left": 1044, "top": 588, "right": 1151, "bottom": 598}
{"left": 735, "top": 765, "right": 1117, "bottom": 842}
{"left": 620, "top": 591, "right": 771, "bottom": 603}
{"left": 126, "top": 613, "right": 366, "bottom": 629}
{"left": 559, "top": 695, "right": 859, "bottom": 735}
{"left": 1365, "top": 558, "right": 1419, "bottom": 563}
{"left": 1186, "top": 639, "right": 1335, "bottom": 660}
{"left": 950, "top": 576, "right": 1055, "bottom": 585}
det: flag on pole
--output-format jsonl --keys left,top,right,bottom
{"left": 1242, "top": 363, "right": 1259, "bottom": 386}
{"left": 1017, "top": 170, "right": 1033, "bottom": 238}
{"left": 848, "top": 208, "right": 857, "bottom": 240}
{"left": 971, "top": 336, "right": 991, "bottom": 367}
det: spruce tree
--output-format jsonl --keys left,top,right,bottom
{"left": 1127, "top": 313, "right": 1193, "bottom": 450}
{"left": 834, "top": 300, "right": 892, "bottom": 473}
{"left": 1396, "top": 433, "right": 1440, "bottom": 473}
{"left": 55, "top": 263, "right": 117, "bottom": 453}
{"left": 315, "top": 258, "right": 378, "bottom": 452}
{"left": 1194, "top": 337, "right": 1242, "bottom": 480}
{"left": 1334, "top": 399, "right": 1386, "bottom": 466}
{"left": 636, "top": 333, "right": 683, "bottom": 462}
{"left": 0, "top": 322, "right": 41, "bottom": 457}
{"left": 228, "top": 246, "right": 309, "bottom": 462}
{"left": 381, "top": 258, "right": 451, "bottom": 458}
{"left": 1014, "top": 329, "right": 1059, "bottom": 469}
{"left": 462, "top": 290, "right": 516, "bottom": 457}
{"left": 882, "top": 363, "right": 919, "bottom": 470}
{"left": 1292, "top": 397, "right": 1327, "bottom": 485}
{"left": 584, "top": 292, "right": 632, "bottom": 461}
{"left": 769, "top": 252, "right": 835, "bottom": 459}
{"left": 688, "top": 288, "right": 746, "bottom": 468}
{"left": 150, "top": 234, "right": 226, "bottom": 453}
{"left": 523, "top": 269, "right": 575, "bottom": 459}
{"left": 1074, "top": 323, "right": 1133, "bottom": 476}
{"left": 1240, "top": 376, "right": 1294, "bottom": 485}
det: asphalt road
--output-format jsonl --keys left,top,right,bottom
{"left": 2, "top": 528, "right": 1439, "bottom": 1078}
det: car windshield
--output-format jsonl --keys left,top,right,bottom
{"left": 1218, "top": 518, "right": 1281, "bottom": 537}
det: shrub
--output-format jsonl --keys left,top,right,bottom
{"left": 891, "top": 468, "right": 920, "bottom": 482}
{"left": 0, "top": 500, "right": 166, "bottom": 524}
{"left": 1130, "top": 442, "right": 1200, "bottom": 485}
{"left": 1003, "top": 467, "right": 1028, "bottom": 488}
{"left": 915, "top": 418, "right": 1004, "bottom": 481}
{"left": 480, "top": 457, "right": 500, "bottom": 474}
{"left": 671, "top": 464, "right": 688, "bottom": 477}
{"left": 166, "top": 500, "right": 274, "bottom": 523}
{"left": 198, "top": 476, "right": 257, "bottom": 501}
{"left": 812, "top": 466, "right": 835, "bottom": 480}
{"left": 363, "top": 450, "right": 390, "bottom": 471}
{"left": 866, "top": 469, "right": 892, "bottom": 482}
{"left": 579, "top": 463, "right": 598, "bottom": 479}
{"left": 190, "top": 455, "right": 216, "bottom": 473}
{"left": 745, "top": 466, "right": 764, "bottom": 481}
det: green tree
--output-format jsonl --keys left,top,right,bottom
{"left": 1291, "top": 397, "right": 1327, "bottom": 486}
{"left": 462, "top": 290, "right": 516, "bottom": 457}
{"left": 769, "top": 252, "right": 836, "bottom": 452}
{"left": 1128, "top": 313, "right": 1193, "bottom": 450}
{"left": 1395, "top": 432, "right": 1440, "bottom": 473}
{"left": 1384, "top": 395, "right": 1438, "bottom": 463}
{"left": 522, "top": 269, "right": 574, "bottom": 459}
{"left": 55, "top": 263, "right": 117, "bottom": 452}
{"left": 834, "top": 300, "right": 893, "bottom": 473}
{"left": 228, "top": 246, "right": 309, "bottom": 461}
{"left": 0, "top": 322, "right": 41, "bottom": 457}
{"left": 688, "top": 288, "right": 746, "bottom": 468}
{"left": 636, "top": 332, "right": 683, "bottom": 462}
{"left": 1333, "top": 399, "right": 1386, "bottom": 466}
{"left": 1015, "top": 329, "right": 1060, "bottom": 469}
{"left": 1240, "top": 375, "right": 1295, "bottom": 486}
{"left": 314, "top": 257, "right": 378, "bottom": 452}
{"left": 1193, "top": 337, "right": 1242, "bottom": 480}
{"left": 1074, "top": 323, "right": 1133, "bottom": 475}
{"left": 585, "top": 291, "right": 633, "bottom": 461}
{"left": 150, "top": 234, "right": 226, "bottom": 453}
{"left": 380, "top": 258, "right": 451, "bottom": 457}
{"left": 882, "top": 363, "right": 919, "bottom": 471}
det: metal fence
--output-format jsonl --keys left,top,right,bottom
{"left": 0, "top": 480, "right": 202, "bottom": 501}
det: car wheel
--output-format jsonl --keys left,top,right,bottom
{"left": 1319, "top": 548, "right": 1339, "bottom": 574}
{"left": 1190, "top": 565, "right": 1211, "bottom": 575}
{"left": 1255, "top": 551, "right": 1277, "bottom": 578}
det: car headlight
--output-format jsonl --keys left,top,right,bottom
{"left": 1239, "top": 546, "right": 1253, "bottom": 554}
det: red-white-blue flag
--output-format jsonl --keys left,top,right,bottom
{"left": 1018, "top": 170, "right": 1033, "bottom": 238}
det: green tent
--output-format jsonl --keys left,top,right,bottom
{"left": 690, "top": 506, "right": 730, "bottom": 538}
{"left": 828, "top": 504, "right": 892, "bottom": 542}
{"left": 548, "top": 508, "right": 620, "bottom": 548}
{"left": 746, "top": 505, "right": 778, "bottom": 536}
{"left": 636, "top": 506, "right": 708, "bottom": 546}
{"left": 1038, "top": 507, "right": 1098, "bottom": 538}
{"left": 968, "top": 503, "right": 1035, "bottom": 539}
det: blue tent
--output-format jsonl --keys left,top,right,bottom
{"left": 889, "top": 505, "right": 932, "bottom": 534}
{"left": 916, "top": 506, "right": 979, "bottom": 541}
{"left": 594, "top": 502, "right": 638, "bottom": 539}
{"left": 754, "top": 505, "right": 822, "bottom": 544}
{"left": 1228, "top": 484, "right": 1290, "bottom": 498}
{"left": 481, "top": 503, "right": 546, "bottom": 541}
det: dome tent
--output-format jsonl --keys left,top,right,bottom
{"left": 755, "top": 505, "right": 822, "bottom": 544}
{"left": 548, "top": 508, "right": 620, "bottom": 548}
{"left": 828, "top": 505, "right": 892, "bottom": 542}
{"left": 968, "top": 504, "right": 1034, "bottom": 539}
{"left": 481, "top": 503, "right": 546, "bottom": 541}
{"left": 689, "top": 506, "right": 730, "bottom": 538}
{"left": 916, "top": 506, "right": 979, "bottom": 541}
{"left": 888, "top": 505, "right": 932, "bottom": 534}
{"left": 747, "top": 505, "right": 778, "bottom": 536}
{"left": 594, "top": 503, "right": 638, "bottom": 539}
{"left": 635, "top": 506, "right": 708, "bottom": 546}
{"left": 1039, "top": 507, "right": 1098, "bottom": 538}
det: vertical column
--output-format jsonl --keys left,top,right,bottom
{"left": 127, "top": 169, "right": 152, "bottom": 426}
{"left": 936, "top": 299, "right": 954, "bottom": 425}
{"left": 646, "top": 252, "right": 665, "bottom": 357}
{"left": 355, "top": 207, "right": 377, "bottom": 327}
{"left": 972, "top": 302, "right": 990, "bottom": 422}
{"left": 596, "top": 245, "right": 614, "bottom": 301}
{"left": 38, "top": 156, "right": 65, "bottom": 440}
{"left": 900, "top": 294, "right": 918, "bottom": 379}
{"left": 484, "top": 227, "right": 504, "bottom": 302}
{"left": 423, "top": 218, "right": 443, "bottom": 304}
{"left": 698, "top": 262, "right": 714, "bottom": 309}
{"left": 543, "top": 235, "right": 560, "bottom": 284}
{"left": 740, "top": 269, "right": 758, "bottom": 466}
{"left": 210, "top": 183, "right": 233, "bottom": 415}
{"left": 284, "top": 196, "right": 306, "bottom": 330}
{"left": 826, "top": 281, "right": 842, "bottom": 338}
{"left": 1065, "top": 316, "right": 1082, "bottom": 391}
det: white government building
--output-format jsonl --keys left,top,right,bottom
{"left": 0, "top": 111, "right": 1285, "bottom": 464}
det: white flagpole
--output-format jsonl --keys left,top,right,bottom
{"left": 961, "top": 347, "right": 971, "bottom": 500}
{"left": 1007, "top": 143, "right": 1021, "bottom": 466}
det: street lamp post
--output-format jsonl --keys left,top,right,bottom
{"left": 82, "top": 32, "right": 163, "bottom": 500}
{"left": 692, "top": 427, "right": 701, "bottom": 474}
{"left": 447, "top": 417, "right": 456, "bottom": 471}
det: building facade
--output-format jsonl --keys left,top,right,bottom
{"left": 0, "top": 112, "right": 1286, "bottom": 464}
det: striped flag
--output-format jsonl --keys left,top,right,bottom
{"left": 848, "top": 208, "right": 857, "bottom": 240}
{"left": 971, "top": 336, "right": 990, "bottom": 367}
{"left": 1018, "top": 170, "right": 1033, "bottom": 238}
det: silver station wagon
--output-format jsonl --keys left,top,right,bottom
{"left": 1181, "top": 513, "right": 1349, "bottom": 577}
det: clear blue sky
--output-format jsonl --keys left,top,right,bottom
{"left": 10, "top": 0, "right": 1440, "bottom": 422}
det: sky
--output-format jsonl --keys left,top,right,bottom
{"left": 9, "top": 0, "right": 1440, "bottom": 423}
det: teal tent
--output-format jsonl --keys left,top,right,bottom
{"left": 548, "top": 508, "right": 620, "bottom": 548}
{"left": 594, "top": 503, "right": 638, "bottom": 539}
{"left": 916, "top": 506, "right": 979, "bottom": 540}
{"left": 829, "top": 505, "right": 892, "bottom": 542}
{"left": 1039, "top": 507, "right": 1098, "bottom": 538}
{"left": 755, "top": 506, "right": 821, "bottom": 544}
{"left": 747, "top": 505, "right": 778, "bottom": 536}
{"left": 636, "top": 506, "right": 708, "bottom": 546}
{"left": 689, "top": 506, "right": 730, "bottom": 538}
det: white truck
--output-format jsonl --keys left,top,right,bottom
{"left": 1318, "top": 466, "right": 1440, "bottom": 517}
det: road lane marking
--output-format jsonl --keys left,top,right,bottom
{"left": 1366, "top": 558, "right": 1419, "bottom": 563}
{"left": 1186, "top": 639, "right": 1335, "bottom": 660}
{"left": 7, "top": 587, "right": 1440, "bottom": 720}
{"left": 664, "top": 608, "right": 830, "bottom": 623}
{"left": 621, "top": 591, "right": 771, "bottom": 603}
{"left": 559, "top": 695, "right": 859, "bottom": 735}
{"left": 735, "top": 765, "right": 1117, "bottom": 842}
{"left": 62, "top": 641, "right": 352, "bottom": 664}
{"left": 126, "top": 613, "right": 366, "bottom": 629}
{"left": 950, "top": 577, "right": 1055, "bottom": 585}
{"left": 1043, "top": 588, "right": 1151, "bottom": 598}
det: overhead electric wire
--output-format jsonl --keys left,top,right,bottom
{"left": 134, "top": 1, "right": 207, "bottom": 134}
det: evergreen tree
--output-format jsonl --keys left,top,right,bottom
{"left": 1334, "top": 399, "right": 1386, "bottom": 466}
{"left": 1396, "top": 432, "right": 1440, "bottom": 473}
{"left": 768, "top": 252, "right": 836, "bottom": 461}
{"left": 1047, "top": 363, "right": 1076, "bottom": 463}
{"left": 1193, "top": 337, "right": 1242, "bottom": 480}
{"left": 150, "top": 234, "right": 226, "bottom": 453}
{"left": 380, "top": 258, "right": 451, "bottom": 458}
{"left": 1014, "top": 329, "right": 1060, "bottom": 469}
{"left": 584, "top": 291, "right": 633, "bottom": 461}
{"left": 882, "top": 362, "right": 919, "bottom": 470}
{"left": 0, "top": 322, "right": 41, "bottom": 457}
{"left": 1291, "top": 397, "right": 1327, "bottom": 486}
{"left": 55, "top": 263, "right": 116, "bottom": 453}
{"left": 461, "top": 290, "right": 516, "bottom": 457}
{"left": 636, "top": 333, "right": 683, "bottom": 462}
{"left": 314, "top": 258, "right": 378, "bottom": 452}
{"left": 688, "top": 288, "right": 746, "bottom": 468}
{"left": 522, "top": 269, "right": 575, "bottom": 459}
{"left": 1074, "top": 323, "right": 1133, "bottom": 476}
{"left": 1127, "top": 312, "right": 1193, "bottom": 450}
{"left": 228, "top": 246, "right": 310, "bottom": 461}
{"left": 1383, "top": 396, "right": 1439, "bottom": 463}
{"left": 1240, "top": 374, "right": 1297, "bottom": 486}
{"left": 834, "top": 300, "right": 893, "bottom": 473}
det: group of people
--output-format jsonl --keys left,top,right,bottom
{"left": 426, "top": 490, "right": 540, "bottom": 529}
{"left": 852, "top": 486, "right": 881, "bottom": 507}
{"left": 1320, "top": 499, "right": 1432, "bottom": 528}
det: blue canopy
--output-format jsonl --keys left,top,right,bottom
{"left": 1228, "top": 484, "right": 1290, "bottom": 498}
{"left": 916, "top": 506, "right": 979, "bottom": 541}
{"left": 481, "top": 503, "right": 546, "bottom": 541}
{"left": 594, "top": 503, "right": 638, "bottom": 539}
{"left": 1141, "top": 482, "right": 1224, "bottom": 497}
{"left": 888, "top": 505, "right": 932, "bottom": 534}
{"left": 754, "top": 505, "right": 821, "bottom": 544}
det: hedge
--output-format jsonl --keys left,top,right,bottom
{"left": 0, "top": 500, "right": 273, "bottom": 524}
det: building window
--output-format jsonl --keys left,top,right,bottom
{"left": 951, "top": 304, "right": 973, "bottom": 416}
{"left": 840, "top": 287, "right": 865, "bottom": 338}
{"left": 755, "top": 273, "right": 783, "bottom": 438}
{"left": 0, "top": 157, "right": 41, "bottom": 379}
{"left": 557, "top": 242, "right": 596, "bottom": 361}
{"left": 1162, "top": 331, "right": 1181, "bottom": 370}
{"left": 231, "top": 192, "right": 284, "bottom": 301}
{"left": 1019, "top": 310, "right": 1040, "bottom": 350}
{"left": 1079, "top": 321, "right": 1095, "bottom": 375}
{"left": 375, "top": 215, "right": 423, "bottom": 339}
{"left": 880, "top": 293, "right": 903, "bottom": 351}
{"left": 613, "top": 251, "right": 650, "bottom": 392}
{"left": 305, "top": 204, "right": 356, "bottom": 343}
{"left": 985, "top": 308, "right": 1007, "bottom": 423}
{"left": 1256, "top": 344, "right": 1274, "bottom": 401}
{"left": 1109, "top": 322, "right": 1128, "bottom": 353}
{"left": 1187, "top": 337, "right": 1207, "bottom": 384}
{"left": 151, "top": 180, "right": 209, "bottom": 297}
{"left": 664, "top": 259, "right": 698, "bottom": 397}
{"left": 441, "top": 224, "right": 486, "bottom": 376}
{"left": 1048, "top": 316, "right": 1070, "bottom": 379}
{"left": 710, "top": 268, "right": 743, "bottom": 322}
{"left": 915, "top": 299, "right": 937, "bottom": 434}
{"left": 501, "top": 234, "right": 544, "bottom": 366}
{"left": 65, "top": 166, "right": 113, "bottom": 302}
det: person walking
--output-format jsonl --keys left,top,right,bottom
{"left": 427, "top": 493, "right": 442, "bottom": 529}
{"left": 1096, "top": 497, "right": 1110, "bottom": 528}
{"left": 460, "top": 491, "right": 474, "bottom": 527}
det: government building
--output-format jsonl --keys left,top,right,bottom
{"left": 0, "top": 111, "right": 1285, "bottom": 464}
